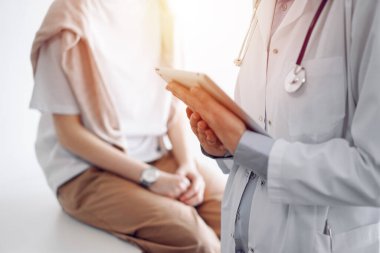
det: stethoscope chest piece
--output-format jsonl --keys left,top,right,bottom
{"left": 285, "top": 65, "right": 306, "bottom": 93}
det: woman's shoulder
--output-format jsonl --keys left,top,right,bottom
{"left": 37, "top": 0, "right": 93, "bottom": 38}
{"left": 46, "top": 0, "right": 90, "bottom": 25}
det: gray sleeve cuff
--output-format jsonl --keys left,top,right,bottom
{"left": 216, "top": 159, "right": 234, "bottom": 174}
{"left": 201, "top": 146, "right": 233, "bottom": 159}
{"left": 234, "top": 130, "right": 275, "bottom": 179}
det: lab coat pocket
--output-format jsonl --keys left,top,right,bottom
{"left": 332, "top": 222, "right": 380, "bottom": 253}
{"left": 288, "top": 57, "right": 346, "bottom": 143}
{"left": 315, "top": 233, "right": 332, "bottom": 253}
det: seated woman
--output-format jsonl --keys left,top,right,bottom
{"left": 29, "top": 0, "right": 224, "bottom": 252}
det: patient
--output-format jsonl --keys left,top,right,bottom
{"left": 29, "top": 0, "right": 223, "bottom": 252}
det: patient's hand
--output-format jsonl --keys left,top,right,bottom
{"left": 177, "top": 162, "right": 205, "bottom": 207}
{"left": 149, "top": 171, "right": 190, "bottom": 199}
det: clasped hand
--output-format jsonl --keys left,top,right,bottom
{"left": 166, "top": 82, "right": 246, "bottom": 156}
{"left": 149, "top": 162, "right": 205, "bottom": 207}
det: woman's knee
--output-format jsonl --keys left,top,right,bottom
{"left": 137, "top": 207, "right": 220, "bottom": 253}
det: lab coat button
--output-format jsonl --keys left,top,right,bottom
{"left": 272, "top": 48, "right": 279, "bottom": 54}
{"left": 261, "top": 180, "right": 266, "bottom": 186}
{"left": 259, "top": 116, "right": 264, "bottom": 122}
{"left": 268, "top": 120, "right": 272, "bottom": 126}
{"left": 249, "top": 247, "right": 255, "bottom": 253}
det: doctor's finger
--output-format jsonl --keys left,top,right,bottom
{"left": 169, "top": 83, "right": 211, "bottom": 115}
{"left": 189, "top": 86, "right": 220, "bottom": 113}
{"left": 197, "top": 128, "right": 209, "bottom": 146}
{"left": 189, "top": 115, "right": 199, "bottom": 135}
{"left": 190, "top": 113, "right": 205, "bottom": 135}
{"left": 189, "top": 112, "right": 202, "bottom": 128}
{"left": 166, "top": 82, "right": 195, "bottom": 106}
{"left": 205, "top": 129, "right": 219, "bottom": 144}
{"left": 197, "top": 120, "right": 209, "bottom": 131}
{"left": 169, "top": 83, "right": 228, "bottom": 126}
{"left": 186, "top": 107, "right": 194, "bottom": 119}
{"left": 191, "top": 125, "right": 198, "bottom": 136}
{"left": 198, "top": 121, "right": 218, "bottom": 144}
{"left": 171, "top": 84, "right": 232, "bottom": 142}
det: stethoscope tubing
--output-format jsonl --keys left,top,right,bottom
{"left": 296, "top": 0, "right": 329, "bottom": 65}
{"left": 234, "top": 0, "right": 261, "bottom": 66}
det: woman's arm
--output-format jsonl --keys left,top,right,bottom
{"left": 167, "top": 102, "right": 194, "bottom": 168}
{"left": 54, "top": 114, "right": 147, "bottom": 182}
{"left": 53, "top": 114, "right": 190, "bottom": 198}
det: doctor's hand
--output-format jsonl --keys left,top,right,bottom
{"left": 176, "top": 162, "right": 205, "bottom": 206}
{"left": 166, "top": 82, "right": 246, "bottom": 154}
{"left": 187, "top": 108, "right": 228, "bottom": 157}
{"left": 149, "top": 171, "right": 191, "bottom": 199}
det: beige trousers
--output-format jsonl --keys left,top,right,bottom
{"left": 58, "top": 152, "right": 224, "bottom": 253}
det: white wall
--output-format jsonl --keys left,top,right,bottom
{"left": 0, "top": 0, "right": 54, "bottom": 198}
{"left": 171, "top": 0, "right": 251, "bottom": 95}
{"left": 0, "top": 0, "right": 250, "bottom": 249}
{"left": 0, "top": 1, "right": 55, "bottom": 251}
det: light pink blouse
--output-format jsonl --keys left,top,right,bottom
{"left": 271, "top": 0, "right": 295, "bottom": 36}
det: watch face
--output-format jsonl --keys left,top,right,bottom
{"left": 141, "top": 168, "right": 160, "bottom": 186}
{"left": 145, "top": 169, "right": 159, "bottom": 183}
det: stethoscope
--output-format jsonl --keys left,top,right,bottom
{"left": 234, "top": 0, "right": 330, "bottom": 93}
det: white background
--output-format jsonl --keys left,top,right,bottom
{"left": 0, "top": 0, "right": 250, "bottom": 252}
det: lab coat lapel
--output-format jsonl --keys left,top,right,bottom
{"left": 256, "top": 0, "right": 310, "bottom": 52}
{"left": 256, "top": 0, "right": 276, "bottom": 49}
{"left": 275, "top": 0, "right": 319, "bottom": 35}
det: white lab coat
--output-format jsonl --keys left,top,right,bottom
{"left": 219, "top": 0, "right": 380, "bottom": 252}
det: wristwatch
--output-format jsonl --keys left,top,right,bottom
{"left": 140, "top": 166, "right": 160, "bottom": 188}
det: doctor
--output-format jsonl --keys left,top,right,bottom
{"left": 167, "top": 0, "right": 380, "bottom": 252}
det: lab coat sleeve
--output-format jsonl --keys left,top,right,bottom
{"left": 267, "top": 1, "right": 380, "bottom": 207}
{"left": 234, "top": 130, "right": 275, "bottom": 179}
{"left": 201, "top": 131, "right": 274, "bottom": 175}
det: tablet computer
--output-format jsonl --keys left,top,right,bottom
{"left": 155, "top": 67, "right": 268, "bottom": 136}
